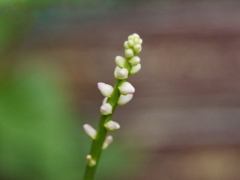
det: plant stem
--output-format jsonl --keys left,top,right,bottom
{"left": 83, "top": 79, "right": 122, "bottom": 180}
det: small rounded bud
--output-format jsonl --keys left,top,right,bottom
{"left": 115, "top": 56, "right": 126, "bottom": 68}
{"left": 132, "top": 33, "right": 140, "bottom": 39}
{"left": 114, "top": 67, "right": 128, "bottom": 79}
{"left": 104, "top": 120, "right": 120, "bottom": 131}
{"left": 138, "top": 38, "right": 143, "bottom": 44}
{"left": 118, "top": 82, "right": 135, "bottom": 95}
{"left": 127, "top": 40, "right": 134, "bottom": 47}
{"left": 83, "top": 124, "right": 97, "bottom": 139}
{"left": 130, "top": 64, "right": 141, "bottom": 75}
{"left": 133, "top": 44, "right": 142, "bottom": 54}
{"left": 100, "top": 103, "right": 113, "bottom": 115}
{"left": 125, "top": 49, "right": 134, "bottom": 58}
{"left": 98, "top": 82, "right": 113, "bottom": 97}
{"left": 118, "top": 94, "right": 133, "bottom": 105}
{"left": 102, "top": 136, "right": 113, "bottom": 150}
{"left": 129, "top": 56, "right": 140, "bottom": 66}
{"left": 124, "top": 41, "right": 129, "bottom": 49}
{"left": 86, "top": 155, "right": 96, "bottom": 167}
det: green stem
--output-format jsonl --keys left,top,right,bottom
{"left": 83, "top": 79, "right": 122, "bottom": 180}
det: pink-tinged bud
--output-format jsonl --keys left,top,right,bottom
{"left": 129, "top": 56, "right": 140, "bottom": 66}
{"left": 130, "top": 64, "right": 141, "bottom": 75}
{"left": 104, "top": 120, "right": 120, "bottom": 131}
{"left": 115, "top": 56, "right": 126, "bottom": 68}
{"left": 83, "top": 124, "right": 97, "bottom": 139}
{"left": 97, "top": 82, "right": 113, "bottom": 97}
{"left": 118, "top": 94, "right": 133, "bottom": 105}
{"left": 86, "top": 155, "right": 96, "bottom": 167}
{"left": 114, "top": 67, "right": 128, "bottom": 79}
{"left": 102, "top": 135, "right": 113, "bottom": 150}
{"left": 118, "top": 82, "right": 135, "bottom": 95}
{"left": 125, "top": 49, "right": 134, "bottom": 58}
{"left": 100, "top": 103, "right": 112, "bottom": 115}
{"left": 133, "top": 44, "right": 142, "bottom": 54}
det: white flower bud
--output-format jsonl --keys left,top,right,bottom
{"left": 128, "top": 35, "right": 134, "bottom": 40}
{"left": 115, "top": 56, "right": 126, "bottom": 68}
{"left": 133, "top": 38, "right": 139, "bottom": 45}
{"left": 125, "top": 49, "right": 134, "bottom": 58}
{"left": 133, "top": 44, "right": 142, "bottom": 54}
{"left": 129, "top": 56, "right": 140, "bottom": 66}
{"left": 104, "top": 120, "right": 120, "bottom": 131}
{"left": 130, "top": 64, "right": 141, "bottom": 75}
{"left": 118, "top": 94, "right": 133, "bottom": 105}
{"left": 139, "top": 38, "right": 143, "bottom": 44}
{"left": 127, "top": 40, "right": 134, "bottom": 47}
{"left": 97, "top": 82, "right": 113, "bottom": 97}
{"left": 83, "top": 124, "right": 97, "bottom": 139}
{"left": 102, "top": 135, "right": 113, "bottom": 150}
{"left": 118, "top": 82, "right": 135, "bottom": 95}
{"left": 124, "top": 41, "right": 129, "bottom": 49}
{"left": 102, "top": 97, "right": 108, "bottom": 105}
{"left": 132, "top": 33, "right": 140, "bottom": 39}
{"left": 86, "top": 155, "right": 96, "bottom": 167}
{"left": 114, "top": 67, "right": 128, "bottom": 79}
{"left": 100, "top": 103, "right": 112, "bottom": 115}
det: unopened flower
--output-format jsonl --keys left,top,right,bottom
{"left": 86, "top": 155, "right": 96, "bottom": 167}
{"left": 125, "top": 49, "right": 134, "bottom": 58}
{"left": 115, "top": 56, "right": 126, "bottom": 68}
{"left": 102, "top": 136, "right": 113, "bottom": 150}
{"left": 98, "top": 82, "right": 113, "bottom": 97}
{"left": 129, "top": 56, "right": 140, "bottom": 66}
{"left": 118, "top": 82, "right": 135, "bottom": 95}
{"left": 133, "top": 44, "right": 142, "bottom": 54}
{"left": 118, "top": 94, "right": 133, "bottom": 105}
{"left": 114, "top": 67, "right": 128, "bottom": 79}
{"left": 104, "top": 120, "right": 120, "bottom": 131}
{"left": 83, "top": 124, "right": 97, "bottom": 139}
{"left": 100, "top": 103, "right": 113, "bottom": 115}
{"left": 130, "top": 64, "right": 141, "bottom": 75}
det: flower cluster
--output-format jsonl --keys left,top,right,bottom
{"left": 83, "top": 34, "right": 142, "bottom": 166}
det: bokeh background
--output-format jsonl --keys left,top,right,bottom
{"left": 1, "top": 0, "right": 240, "bottom": 179}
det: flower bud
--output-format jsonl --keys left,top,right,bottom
{"left": 97, "top": 82, "right": 113, "bottom": 97}
{"left": 125, "top": 49, "right": 134, "bottom": 58}
{"left": 104, "top": 120, "right": 120, "bottom": 131}
{"left": 114, "top": 67, "right": 128, "bottom": 79}
{"left": 115, "top": 56, "right": 126, "bottom": 68}
{"left": 86, "top": 155, "right": 96, "bottom": 167}
{"left": 132, "top": 33, "right": 140, "bottom": 39}
{"left": 102, "top": 97, "right": 108, "bottom": 105}
{"left": 83, "top": 124, "right": 97, "bottom": 139}
{"left": 118, "top": 94, "right": 133, "bottom": 105}
{"left": 102, "top": 135, "right": 113, "bottom": 149}
{"left": 129, "top": 56, "right": 140, "bottom": 66}
{"left": 100, "top": 103, "right": 112, "bottom": 115}
{"left": 118, "top": 82, "right": 135, "bottom": 95}
{"left": 124, "top": 41, "right": 129, "bottom": 49}
{"left": 130, "top": 64, "right": 141, "bottom": 75}
{"left": 127, "top": 40, "right": 134, "bottom": 47}
{"left": 138, "top": 38, "right": 143, "bottom": 44}
{"left": 133, "top": 44, "right": 142, "bottom": 54}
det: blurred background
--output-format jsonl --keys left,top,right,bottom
{"left": 1, "top": 0, "right": 240, "bottom": 179}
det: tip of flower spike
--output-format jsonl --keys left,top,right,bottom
{"left": 102, "top": 135, "right": 113, "bottom": 150}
